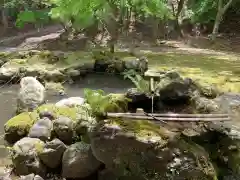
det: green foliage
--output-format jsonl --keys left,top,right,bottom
{"left": 15, "top": 9, "right": 50, "bottom": 28}
{"left": 49, "top": 0, "right": 172, "bottom": 29}
{"left": 84, "top": 88, "right": 126, "bottom": 117}
{"left": 122, "top": 69, "right": 150, "bottom": 93}
{"left": 187, "top": 0, "right": 237, "bottom": 24}
{"left": 187, "top": 0, "right": 217, "bottom": 23}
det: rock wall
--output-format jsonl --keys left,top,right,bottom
{"left": 2, "top": 67, "right": 240, "bottom": 180}
{"left": 0, "top": 50, "right": 148, "bottom": 84}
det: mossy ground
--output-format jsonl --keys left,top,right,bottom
{"left": 112, "top": 50, "right": 240, "bottom": 93}
{"left": 109, "top": 118, "right": 175, "bottom": 139}
{"left": 2, "top": 50, "right": 94, "bottom": 71}
{"left": 2, "top": 46, "right": 239, "bottom": 93}
{"left": 58, "top": 48, "right": 240, "bottom": 93}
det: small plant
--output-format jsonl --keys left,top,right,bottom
{"left": 122, "top": 69, "right": 150, "bottom": 93}
{"left": 83, "top": 88, "right": 127, "bottom": 117}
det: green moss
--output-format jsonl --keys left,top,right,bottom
{"left": 45, "top": 82, "right": 65, "bottom": 95}
{"left": 105, "top": 94, "right": 129, "bottom": 113}
{"left": 38, "top": 50, "right": 53, "bottom": 59}
{"left": 36, "top": 104, "right": 79, "bottom": 121}
{"left": 34, "top": 141, "right": 45, "bottom": 154}
{"left": 144, "top": 52, "right": 240, "bottom": 93}
{"left": 0, "top": 51, "right": 11, "bottom": 58}
{"left": 4, "top": 112, "right": 38, "bottom": 133}
{"left": 109, "top": 118, "right": 175, "bottom": 139}
{"left": 8, "top": 58, "right": 28, "bottom": 65}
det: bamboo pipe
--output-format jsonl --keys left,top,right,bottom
{"left": 107, "top": 112, "right": 230, "bottom": 118}
{"left": 106, "top": 113, "right": 231, "bottom": 122}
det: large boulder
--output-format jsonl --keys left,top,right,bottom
{"left": 191, "top": 93, "right": 240, "bottom": 179}
{"left": 10, "top": 137, "right": 46, "bottom": 176}
{"left": 39, "top": 138, "right": 67, "bottom": 169}
{"left": 62, "top": 142, "right": 102, "bottom": 178}
{"left": 208, "top": 93, "right": 240, "bottom": 135}
{"left": 90, "top": 119, "right": 217, "bottom": 179}
{"left": 17, "top": 76, "right": 45, "bottom": 113}
{"left": 155, "top": 73, "right": 193, "bottom": 105}
{"left": 125, "top": 88, "right": 159, "bottom": 113}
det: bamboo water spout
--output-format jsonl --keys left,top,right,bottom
{"left": 107, "top": 111, "right": 231, "bottom": 122}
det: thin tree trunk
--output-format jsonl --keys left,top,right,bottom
{"left": 1, "top": 8, "right": 8, "bottom": 35}
{"left": 211, "top": 11, "right": 222, "bottom": 40}
{"left": 175, "top": 0, "right": 185, "bottom": 37}
{"left": 211, "top": 0, "right": 234, "bottom": 41}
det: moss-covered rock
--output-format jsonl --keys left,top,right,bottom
{"left": 84, "top": 89, "right": 129, "bottom": 118}
{"left": 36, "top": 104, "right": 80, "bottom": 121}
{"left": 4, "top": 103, "right": 86, "bottom": 144}
{"left": 4, "top": 112, "right": 38, "bottom": 143}
{"left": 11, "top": 137, "right": 46, "bottom": 176}
{"left": 90, "top": 118, "right": 217, "bottom": 180}
{"left": 105, "top": 93, "right": 129, "bottom": 113}
{"left": 45, "top": 82, "right": 65, "bottom": 96}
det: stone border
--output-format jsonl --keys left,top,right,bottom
{"left": 0, "top": 50, "right": 148, "bottom": 84}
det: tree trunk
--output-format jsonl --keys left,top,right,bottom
{"left": 211, "top": 11, "right": 222, "bottom": 41}
{"left": 211, "top": 0, "right": 234, "bottom": 41}
{"left": 108, "top": 20, "right": 118, "bottom": 53}
{"left": 1, "top": 8, "right": 8, "bottom": 35}
{"left": 175, "top": 0, "right": 185, "bottom": 37}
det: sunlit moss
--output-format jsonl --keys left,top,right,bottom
{"left": 36, "top": 103, "right": 79, "bottom": 121}
{"left": 145, "top": 52, "right": 240, "bottom": 93}
{"left": 108, "top": 118, "right": 175, "bottom": 139}
{"left": 4, "top": 112, "right": 38, "bottom": 134}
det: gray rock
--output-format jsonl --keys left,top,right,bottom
{"left": 55, "top": 97, "right": 85, "bottom": 107}
{"left": 0, "top": 67, "right": 19, "bottom": 81}
{"left": 62, "top": 142, "right": 101, "bottom": 178}
{"left": 156, "top": 76, "right": 193, "bottom": 104}
{"left": 20, "top": 173, "right": 35, "bottom": 180}
{"left": 11, "top": 137, "right": 46, "bottom": 176}
{"left": 44, "top": 70, "right": 66, "bottom": 82}
{"left": 98, "top": 169, "right": 119, "bottom": 180}
{"left": 53, "top": 116, "right": 74, "bottom": 144}
{"left": 193, "top": 96, "right": 219, "bottom": 113}
{"left": 39, "top": 111, "right": 55, "bottom": 120}
{"left": 39, "top": 139, "right": 67, "bottom": 169}
{"left": 124, "top": 57, "right": 148, "bottom": 73}
{"left": 65, "top": 69, "right": 80, "bottom": 78}
{"left": 17, "top": 76, "right": 45, "bottom": 112}
{"left": 33, "top": 175, "right": 44, "bottom": 180}
{"left": 90, "top": 119, "right": 217, "bottom": 179}
{"left": 28, "top": 118, "right": 53, "bottom": 141}
{"left": 20, "top": 174, "right": 44, "bottom": 180}
{"left": 208, "top": 93, "right": 240, "bottom": 137}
